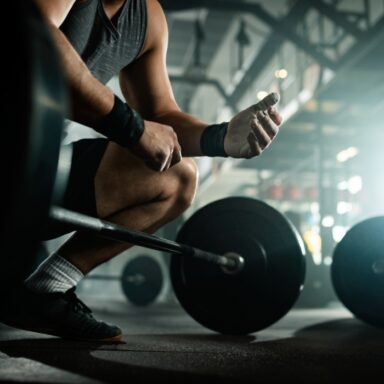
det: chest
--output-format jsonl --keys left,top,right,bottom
{"left": 61, "top": 0, "right": 146, "bottom": 84}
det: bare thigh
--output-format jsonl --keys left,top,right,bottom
{"left": 95, "top": 142, "right": 198, "bottom": 219}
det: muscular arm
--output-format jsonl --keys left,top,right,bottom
{"left": 119, "top": 0, "right": 207, "bottom": 157}
{"left": 35, "top": 0, "right": 281, "bottom": 162}
{"left": 32, "top": 0, "right": 114, "bottom": 129}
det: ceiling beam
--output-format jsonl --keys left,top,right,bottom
{"left": 310, "top": 1, "right": 364, "bottom": 39}
{"left": 336, "top": 15, "right": 384, "bottom": 70}
{"left": 169, "top": 74, "right": 238, "bottom": 112}
{"left": 163, "top": 0, "right": 335, "bottom": 71}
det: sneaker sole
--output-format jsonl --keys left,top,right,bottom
{"left": 1, "top": 319, "right": 123, "bottom": 343}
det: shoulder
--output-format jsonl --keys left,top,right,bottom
{"left": 142, "top": 0, "right": 168, "bottom": 54}
{"left": 146, "top": 0, "right": 166, "bottom": 20}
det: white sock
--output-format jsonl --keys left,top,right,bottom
{"left": 24, "top": 252, "right": 84, "bottom": 293}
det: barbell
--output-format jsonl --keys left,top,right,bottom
{"left": 50, "top": 198, "right": 306, "bottom": 334}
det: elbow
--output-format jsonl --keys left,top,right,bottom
{"left": 146, "top": 103, "right": 181, "bottom": 122}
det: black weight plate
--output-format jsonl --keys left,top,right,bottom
{"left": 332, "top": 217, "right": 384, "bottom": 328}
{"left": 1, "top": 1, "right": 66, "bottom": 291}
{"left": 121, "top": 256, "right": 163, "bottom": 306}
{"left": 171, "top": 197, "right": 306, "bottom": 334}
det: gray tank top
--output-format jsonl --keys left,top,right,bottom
{"left": 61, "top": 0, "right": 147, "bottom": 84}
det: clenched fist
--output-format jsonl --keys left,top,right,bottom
{"left": 224, "top": 92, "right": 283, "bottom": 158}
{"left": 131, "top": 120, "right": 182, "bottom": 172}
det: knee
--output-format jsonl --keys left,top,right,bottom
{"left": 168, "top": 158, "right": 199, "bottom": 212}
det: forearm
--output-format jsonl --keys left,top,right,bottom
{"left": 152, "top": 110, "right": 208, "bottom": 157}
{"left": 49, "top": 26, "right": 114, "bottom": 129}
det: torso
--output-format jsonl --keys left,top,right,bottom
{"left": 61, "top": 0, "right": 148, "bottom": 84}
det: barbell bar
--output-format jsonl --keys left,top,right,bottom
{"left": 50, "top": 197, "right": 306, "bottom": 335}
{"left": 50, "top": 206, "right": 245, "bottom": 274}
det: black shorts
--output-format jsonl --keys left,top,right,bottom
{"left": 43, "top": 138, "right": 109, "bottom": 240}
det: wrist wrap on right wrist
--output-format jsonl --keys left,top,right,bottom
{"left": 100, "top": 95, "right": 145, "bottom": 148}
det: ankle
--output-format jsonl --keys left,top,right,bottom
{"left": 25, "top": 252, "right": 84, "bottom": 294}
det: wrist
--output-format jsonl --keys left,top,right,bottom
{"left": 99, "top": 95, "right": 145, "bottom": 148}
{"left": 200, "top": 122, "right": 229, "bottom": 157}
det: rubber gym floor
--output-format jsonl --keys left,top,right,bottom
{"left": 0, "top": 297, "right": 383, "bottom": 383}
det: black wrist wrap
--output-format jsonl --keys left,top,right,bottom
{"left": 100, "top": 95, "right": 145, "bottom": 148}
{"left": 200, "top": 122, "right": 229, "bottom": 157}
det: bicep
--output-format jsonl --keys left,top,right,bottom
{"left": 119, "top": 48, "right": 179, "bottom": 119}
{"left": 32, "top": 0, "right": 76, "bottom": 26}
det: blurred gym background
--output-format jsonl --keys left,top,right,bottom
{"left": 43, "top": 0, "right": 384, "bottom": 309}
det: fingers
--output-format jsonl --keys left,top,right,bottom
{"left": 216, "top": 91, "right": 282, "bottom": 159}
{"left": 171, "top": 144, "right": 182, "bottom": 167}
{"left": 157, "top": 129, "right": 182, "bottom": 172}
{"left": 160, "top": 147, "right": 181, "bottom": 172}
{"left": 160, "top": 150, "right": 173, "bottom": 172}
{"left": 136, "top": 121, "right": 183, "bottom": 172}
{"left": 268, "top": 106, "right": 283, "bottom": 126}
{"left": 147, "top": 146, "right": 176, "bottom": 172}
{"left": 251, "top": 92, "right": 280, "bottom": 113}
{"left": 241, "top": 110, "right": 280, "bottom": 158}
{"left": 250, "top": 110, "right": 279, "bottom": 143}
{"left": 246, "top": 132, "right": 262, "bottom": 158}
{"left": 160, "top": 141, "right": 182, "bottom": 172}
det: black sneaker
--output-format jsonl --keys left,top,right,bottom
{"left": 1, "top": 286, "right": 123, "bottom": 342}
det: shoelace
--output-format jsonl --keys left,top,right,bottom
{"left": 64, "top": 287, "right": 92, "bottom": 314}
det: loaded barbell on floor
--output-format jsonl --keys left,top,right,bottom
{"left": 50, "top": 197, "right": 306, "bottom": 335}
{"left": 331, "top": 217, "right": 384, "bottom": 328}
